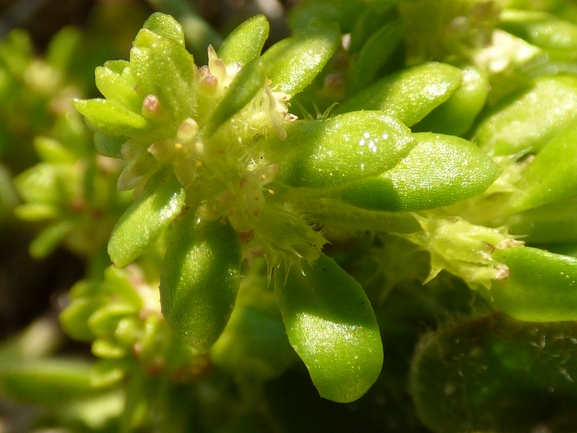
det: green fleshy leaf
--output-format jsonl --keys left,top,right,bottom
{"left": 95, "top": 65, "right": 141, "bottom": 114}
{"left": 204, "top": 58, "right": 267, "bottom": 136}
{"left": 475, "top": 75, "right": 577, "bottom": 156}
{"left": 102, "top": 266, "right": 144, "bottom": 308}
{"left": 59, "top": 296, "right": 110, "bottom": 342}
{"left": 348, "top": 5, "right": 399, "bottom": 53}
{"left": 413, "top": 63, "right": 489, "bottom": 136}
{"left": 275, "top": 253, "right": 383, "bottom": 403}
{"left": 509, "top": 196, "right": 577, "bottom": 244}
{"left": 347, "top": 19, "right": 403, "bottom": 93}
{"left": 94, "top": 133, "right": 124, "bottom": 159}
{"left": 500, "top": 9, "right": 577, "bottom": 61}
{"left": 0, "top": 359, "right": 96, "bottom": 406}
{"left": 289, "top": 0, "right": 369, "bottom": 33}
{"left": 142, "top": 12, "right": 186, "bottom": 46}
{"left": 30, "top": 221, "right": 72, "bottom": 259}
{"left": 129, "top": 37, "right": 195, "bottom": 120}
{"left": 87, "top": 303, "right": 138, "bottom": 337}
{"left": 14, "top": 203, "right": 60, "bottom": 221}
{"left": 335, "top": 62, "right": 463, "bottom": 126}
{"left": 14, "top": 163, "right": 77, "bottom": 204}
{"left": 333, "top": 132, "right": 501, "bottom": 212}
{"left": 46, "top": 26, "right": 81, "bottom": 73}
{"left": 92, "top": 338, "right": 127, "bottom": 359}
{"left": 491, "top": 246, "right": 577, "bottom": 322}
{"left": 261, "top": 21, "right": 341, "bottom": 96}
{"left": 33, "top": 137, "right": 77, "bottom": 164}
{"left": 508, "top": 120, "right": 577, "bottom": 212}
{"left": 217, "top": 14, "right": 270, "bottom": 65}
{"left": 108, "top": 169, "right": 185, "bottom": 267}
{"left": 257, "top": 111, "right": 415, "bottom": 188}
{"left": 74, "top": 98, "right": 148, "bottom": 137}
{"left": 102, "top": 59, "right": 130, "bottom": 75}
{"left": 90, "top": 359, "right": 129, "bottom": 388}
{"left": 160, "top": 215, "right": 242, "bottom": 353}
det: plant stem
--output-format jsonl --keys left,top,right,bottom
{"left": 303, "top": 198, "right": 421, "bottom": 235}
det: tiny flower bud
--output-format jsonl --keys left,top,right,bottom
{"left": 177, "top": 118, "right": 199, "bottom": 144}
{"left": 142, "top": 94, "right": 163, "bottom": 119}
{"left": 199, "top": 74, "right": 219, "bottom": 95}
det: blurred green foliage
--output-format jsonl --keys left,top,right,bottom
{"left": 4, "top": 0, "right": 577, "bottom": 432}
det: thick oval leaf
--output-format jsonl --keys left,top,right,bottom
{"left": 347, "top": 19, "right": 402, "bottom": 94}
{"left": 335, "top": 62, "right": 463, "bottom": 126}
{"left": 160, "top": 215, "right": 242, "bottom": 353}
{"left": 130, "top": 37, "right": 195, "bottom": 120}
{"left": 59, "top": 296, "right": 110, "bottom": 342}
{"left": 142, "top": 12, "right": 186, "bottom": 46}
{"left": 509, "top": 196, "right": 577, "bottom": 244}
{"left": 94, "top": 132, "right": 124, "bottom": 159}
{"left": 274, "top": 253, "right": 383, "bottom": 403}
{"left": 333, "top": 132, "right": 501, "bottom": 212}
{"left": 87, "top": 303, "right": 138, "bottom": 337}
{"left": 413, "top": 63, "right": 489, "bottom": 136}
{"left": 74, "top": 98, "right": 148, "bottom": 137}
{"left": 257, "top": 111, "right": 415, "bottom": 188}
{"left": 491, "top": 246, "right": 577, "bottom": 322}
{"left": 261, "top": 22, "right": 340, "bottom": 96}
{"left": 349, "top": 5, "right": 399, "bottom": 53}
{"left": 95, "top": 65, "right": 141, "bottom": 114}
{"left": 474, "top": 75, "right": 577, "bottom": 156}
{"left": 288, "top": 0, "right": 369, "bottom": 33}
{"left": 507, "top": 120, "right": 577, "bottom": 213}
{"left": 108, "top": 169, "right": 185, "bottom": 267}
{"left": 217, "top": 14, "right": 270, "bottom": 65}
{"left": 13, "top": 203, "right": 60, "bottom": 221}
{"left": 500, "top": 9, "right": 577, "bottom": 61}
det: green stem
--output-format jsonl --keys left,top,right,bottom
{"left": 302, "top": 198, "right": 421, "bottom": 234}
